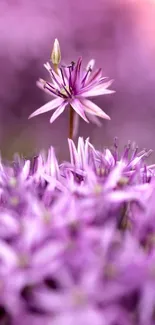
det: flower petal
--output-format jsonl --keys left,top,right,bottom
{"left": 83, "top": 88, "right": 115, "bottom": 97}
{"left": 81, "top": 80, "right": 115, "bottom": 97}
{"left": 80, "top": 98, "right": 111, "bottom": 120}
{"left": 81, "top": 60, "right": 96, "bottom": 86}
{"left": 104, "top": 161, "right": 126, "bottom": 190}
{"left": 29, "top": 98, "right": 64, "bottom": 119}
{"left": 85, "top": 112, "right": 102, "bottom": 126}
{"left": 70, "top": 99, "right": 89, "bottom": 123}
{"left": 86, "top": 59, "right": 95, "bottom": 71}
{"left": 71, "top": 57, "right": 82, "bottom": 88}
{"left": 36, "top": 79, "right": 57, "bottom": 98}
{"left": 68, "top": 138, "right": 79, "bottom": 166}
{"left": 86, "top": 68, "right": 102, "bottom": 86}
{"left": 50, "top": 101, "right": 67, "bottom": 123}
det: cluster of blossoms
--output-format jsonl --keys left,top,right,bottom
{"left": 0, "top": 137, "right": 155, "bottom": 325}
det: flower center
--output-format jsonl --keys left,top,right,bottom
{"left": 60, "top": 86, "right": 71, "bottom": 97}
{"left": 104, "top": 263, "right": 117, "bottom": 279}
{"left": 10, "top": 196, "right": 19, "bottom": 206}
{"left": 93, "top": 184, "right": 102, "bottom": 195}
{"left": 18, "top": 254, "right": 29, "bottom": 268}
{"left": 72, "top": 288, "right": 87, "bottom": 306}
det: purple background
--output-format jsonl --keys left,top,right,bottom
{"left": 1, "top": 0, "right": 155, "bottom": 161}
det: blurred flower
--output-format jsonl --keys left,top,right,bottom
{"left": 29, "top": 54, "right": 114, "bottom": 126}
{"left": 0, "top": 138, "right": 154, "bottom": 324}
{"left": 61, "top": 137, "right": 155, "bottom": 186}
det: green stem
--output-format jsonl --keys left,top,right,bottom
{"left": 69, "top": 106, "right": 74, "bottom": 139}
{"left": 53, "top": 64, "right": 59, "bottom": 75}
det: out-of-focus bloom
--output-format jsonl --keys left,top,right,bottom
{"left": 61, "top": 137, "right": 155, "bottom": 186}
{"left": 29, "top": 53, "right": 114, "bottom": 126}
{"left": 0, "top": 137, "right": 155, "bottom": 324}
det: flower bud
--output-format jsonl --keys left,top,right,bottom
{"left": 51, "top": 38, "right": 61, "bottom": 65}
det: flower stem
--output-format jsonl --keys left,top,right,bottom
{"left": 69, "top": 106, "right": 74, "bottom": 139}
{"left": 53, "top": 64, "right": 59, "bottom": 75}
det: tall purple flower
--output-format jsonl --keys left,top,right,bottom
{"left": 29, "top": 56, "right": 114, "bottom": 125}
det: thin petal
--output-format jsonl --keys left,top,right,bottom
{"left": 85, "top": 112, "right": 102, "bottom": 126}
{"left": 44, "top": 62, "right": 51, "bottom": 72}
{"left": 46, "top": 147, "right": 60, "bottom": 178}
{"left": 86, "top": 59, "right": 95, "bottom": 71}
{"left": 86, "top": 68, "right": 102, "bottom": 86}
{"left": 81, "top": 80, "right": 115, "bottom": 97}
{"left": 70, "top": 99, "right": 89, "bottom": 123}
{"left": 83, "top": 88, "right": 115, "bottom": 97}
{"left": 79, "top": 77, "right": 108, "bottom": 95}
{"left": 68, "top": 138, "right": 79, "bottom": 166}
{"left": 21, "top": 160, "right": 31, "bottom": 181}
{"left": 29, "top": 98, "right": 64, "bottom": 119}
{"left": 36, "top": 79, "right": 57, "bottom": 98}
{"left": 105, "top": 149, "right": 115, "bottom": 166}
{"left": 77, "top": 137, "right": 86, "bottom": 168}
{"left": 50, "top": 101, "right": 67, "bottom": 123}
{"left": 80, "top": 98, "right": 110, "bottom": 120}
{"left": 98, "top": 79, "right": 114, "bottom": 89}
{"left": 71, "top": 57, "right": 82, "bottom": 87}
{"left": 45, "top": 65, "right": 62, "bottom": 88}
{"left": 33, "top": 241, "right": 64, "bottom": 266}
{"left": 0, "top": 241, "right": 18, "bottom": 267}
{"left": 81, "top": 60, "right": 95, "bottom": 86}
{"left": 104, "top": 161, "right": 126, "bottom": 190}
{"left": 107, "top": 190, "right": 140, "bottom": 203}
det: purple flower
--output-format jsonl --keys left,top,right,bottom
{"left": 62, "top": 137, "right": 155, "bottom": 187}
{"left": 29, "top": 57, "right": 114, "bottom": 125}
{"left": 0, "top": 137, "right": 154, "bottom": 324}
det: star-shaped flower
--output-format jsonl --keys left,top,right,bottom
{"left": 29, "top": 55, "right": 114, "bottom": 126}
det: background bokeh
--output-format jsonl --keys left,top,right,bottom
{"left": 1, "top": 0, "right": 155, "bottom": 161}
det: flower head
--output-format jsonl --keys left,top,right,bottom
{"left": 29, "top": 42, "right": 114, "bottom": 128}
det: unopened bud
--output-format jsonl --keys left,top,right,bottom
{"left": 51, "top": 38, "right": 61, "bottom": 65}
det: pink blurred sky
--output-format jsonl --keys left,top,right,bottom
{"left": 0, "top": 0, "right": 155, "bottom": 161}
